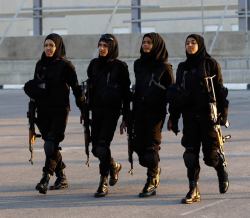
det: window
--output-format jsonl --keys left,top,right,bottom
{"left": 231, "top": 24, "right": 239, "bottom": 31}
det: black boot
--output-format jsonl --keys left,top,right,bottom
{"left": 109, "top": 162, "right": 122, "bottom": 186}
{"left": 182, "top": 181, "right": 201, "bottom": 204}
{"left": 94, "top": 176, "right": 108, "bottom": 197}
{"left": 139, "top": 168, "right": 161, "bottom": 198}
{"left": 216, "top": 163, "right": 229, "bottom": 194}
{"left": 50, "top": 170, "right": 68, "bottom": 190}
{"left": 35, "top": 172, "right": 50, "bottom": 194}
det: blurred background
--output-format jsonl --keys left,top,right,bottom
{"left": 0, "top": 0, "right": 249, "bottom": 85}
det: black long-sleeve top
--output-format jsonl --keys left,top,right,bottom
{"left": 87, "top": 58, "right": 131, "bottom": 119}
{"left": 134, "top": 59, "right": 174, "bottom": 112}
{"left": 170, "top": 56, "right": 227, "bottom": 120}
{"left": 33, "top": 58, "right": 82, "bottom": 109}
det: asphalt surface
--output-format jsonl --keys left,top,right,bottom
{"left": 0, "top": 90, "right": 249, "bottom": 218}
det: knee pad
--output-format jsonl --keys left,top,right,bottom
{"left": 44, "top": 141, "right": 56, "bottom": 157}
{"left": 183, "top": 150, "right": 198, "bottom": 169}
{"left": 139, "top": 150, "right": 159, "bottom": 168}
{"left": 203, "top": 150, "right": 219, "bottom": 167}
{"left": 92, "top": 146, "right": 110, "bottom": 162}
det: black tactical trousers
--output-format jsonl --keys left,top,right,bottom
{"left": 181, "top": 114, "right": 223, "bottom": 181}
{"left": 91, "top": 107, "right": 120, "bottom": 176}
{"left": 36, "top": 107, "right": 68, "bottom": 175}
{"left": 134, "top": 106, "right": 165, "bottom": 173}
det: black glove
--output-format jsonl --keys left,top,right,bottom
{"left": 171, "top": 119, "right": 180, "bottom": 135}
{"left": 168, "top": 117, "right": 180, "bottom": 136}
{"left": 218, "top": 113, "right": 228, "bottom": 126}
{"left": 75, "top": 96, "right": 85, "bottom": 109}
{"left": 218, "top": 105, "right": 228, "bottom": 126}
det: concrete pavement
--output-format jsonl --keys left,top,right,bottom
{"left": 0, "top": 90, "right": 249, "bottom": 218}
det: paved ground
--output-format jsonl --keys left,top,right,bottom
{"left": 0, "top": 90, "right": 249, "bottom": 218}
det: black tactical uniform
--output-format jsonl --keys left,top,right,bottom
{"left": 133, "top": 33, "right": 174, "bottom": 197}
{"left": 24, "top": 33, "right": 84, "bottom": 194}
{"left": 168, "top": 34, "right": 229, "bottom": 204}
{"left": 86, "top": 34, "right": 131, "bottom": 197}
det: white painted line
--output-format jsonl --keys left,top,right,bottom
{"left": 224, "top": 83, "right": 247, "bottom": 90}
{"left": 180, "top": 199, "right": 229, "bottom": 216}
{"left": 0, "top": 83, "right": 249, "bottom": 90}
{"left": 3, "top": 84, "right": 24, "bottom": 89}
{"left": 35, "top": 146, "right": 83, "bottom": 152}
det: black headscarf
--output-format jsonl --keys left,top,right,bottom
{"left": 140, "top": 32, "right": 168, "bottom": 63}
{"left": 41, "top": 33, "right": 66, "bottom": 64}
{"left": 185, "top": 34, "right": 210, "bottom": 67}
{"left": 98, "top": 33, "right": 118, "bottom": 62}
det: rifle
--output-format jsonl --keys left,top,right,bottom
{"left": 27, "top": 99, "right": 41, "bottom": 165}
{"left": 80, "top": 80, "right": 91, "bottom": 167}
{"left": 204, "top": 75, "right": 231, "bottom": 166}
{"left": 127, "top": 85, "right": 135, "bottom": 175}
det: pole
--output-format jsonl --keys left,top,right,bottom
{"left": 131, "top": 0, "right": 141, "bottom": 33}
{"left": 33, "top": 0, "right": 42, "bottom": 36}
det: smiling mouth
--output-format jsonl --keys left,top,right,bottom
{"left": 45, "top": 52, "right": 53, "bottom": 56}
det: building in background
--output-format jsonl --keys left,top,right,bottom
{"left": 0, "top": 0, "right": 246, "bottom": 36}
{"left": 0, "top": 0, "right": 250, "bottom": 86}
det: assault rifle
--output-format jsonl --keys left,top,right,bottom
{"left": 127, "top": 85, "right": 135, "bottom": 175}
{"left": 27, "top": 99, "right": 41, "bottom": 165}
{"left": 80, "top": 80, "right": 91, "bottom": 167}
{"left": 204, "top": 75, "right": 231, "bottom": 166}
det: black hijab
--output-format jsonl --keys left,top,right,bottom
{"left": 41, "top": 33, "right": 66, "bottom": 64}
{"left": 185, "top": 34, "right": 210, "bottom": 67}
{"left": 98, "top": 33, "right": 118, "bottom": 62}
{"left": 140, "top": 32, "right": 168, "bottom": 63}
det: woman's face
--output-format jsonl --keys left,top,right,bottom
{"left": 98, "top": 41, "right": 109, "bottom": 57}
{"left": 185, "top": 37, "right": 199, "bottom": 55}
{"left": 142, "top": 36, "right": 153, "bottom": 53}
{"left": 44, "top": 39, "right": 56, "bottom": 57}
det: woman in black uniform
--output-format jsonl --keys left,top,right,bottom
{"left": 24, "top": 33, "right": 84, "bottom": 194}
{"left": 86, "top": 34, "right": 131, "bottom": 197}
{"left": 133, "top": 32, "right": 174, "bottom": 197}
{"left": 168, "top": 34, "right": 229, "bottom": 204}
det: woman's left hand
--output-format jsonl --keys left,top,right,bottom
{"left": 120, "top": 120, "right": 127, "bottom": 134}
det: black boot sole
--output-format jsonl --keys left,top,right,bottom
{"left": 138, "top": 190, "right": 156, "bottom": 198}
{"left": 94, "top": 192, "right": 108, "bottom": 198}
{"left": 181, "top": 196, "right": 201, "bottom": 204}
{"left": 35, "top": 184, "right": 47, "bottom": 194}
{"left": 49, "top": 184, "right": 69, "bottom": 190}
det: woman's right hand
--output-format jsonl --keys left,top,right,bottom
{"left": 167, "top": 118, "right": 179, "bottom": 136}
